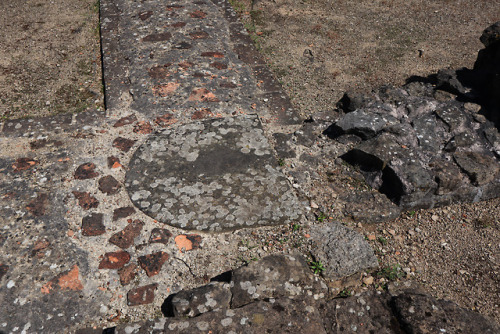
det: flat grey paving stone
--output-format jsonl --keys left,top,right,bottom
{"left": 125, "top": 115, "right": 302, "bottom": 232}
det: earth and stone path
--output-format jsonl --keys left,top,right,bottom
{"left": 0, "top": 0, "right": 499, "bottom": 332}
{"left": 0, "top": 0, "right": 356, "bottom": 332}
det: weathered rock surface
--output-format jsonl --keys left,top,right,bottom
{"left": 333, "top": 82, "right": 500, "bottom": 211}
{"left": 310, "top": 223, "right": 379, "bottom": 280}
{"left": 104, "top": 255, "right": 499, "bottom": 333}
{"left": 125, "top": 115, "right": 302, "bottom": 232}
{"left": 230, "top": 253, "right": 325, "bottom": 307}
{"left": 324, "top": 22, "right": 500, "bottom": 212}
{"left": 169, "top": 282, "right": 232, "bottom": 317}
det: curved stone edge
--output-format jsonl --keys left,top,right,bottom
{"left": 77, "top": 254, "right": 500, "bottom": 333}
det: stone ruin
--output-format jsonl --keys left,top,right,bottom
{"left": 328, "top": 22, "right": 500, "bottom": 211}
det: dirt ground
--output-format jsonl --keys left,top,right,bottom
{"left": 0, "top": 0, "right": 103, "bottom": 119}
{"left": 237, "top": 0, "right": 500, "bottom": 323}
{"left": 1, "top": 0, "right": 499, "bottom": 326}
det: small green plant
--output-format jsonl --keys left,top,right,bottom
{"left": 408, "top": 210, "right": 416, "bottom": 217}
{"left": 338, "top": 288, "right": 352, "bottom": 298}
{"left": 292, "top": 223, "right": 300, "bottom": 232}
{"left": 377, "top": 236, "right": 388, "bottom": 245}
{"left": 93, "top": 0, "right": 100, "bottom": 13}
{"left": 316, "top": 212, "right": 327, "bottom": 222}
{"left": 310, "top": 260, "right": 325, "bottom": 274}
{"left": 376, "top": 264, "right": 404, "bottom": 281}
{"left": 240, "top": 239, "right": 258, "bottom": 250}
{"left": 278, "top": 158, "right": 285, "bottom": 166}
{"left": 279, "top": 237, "right": 288, "bottom": 244}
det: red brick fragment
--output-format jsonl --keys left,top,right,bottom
{"left": 193, "top": 72, "right": 207, "bottom": 78}
{"left": 82, "top": 213, "right": 105, "bottom": 236}
{"left": 29, "top": 139, "right": 63, "bottom": 150}
{"left": 189, "top": 88, "right": 219, "bottom": 102}
{"left": 191, "top": 108, "right": 213, "bottom": 120}
{"left": 118, "top": 264, "right": 138, "bottom": 286}
{"left": 112, "top": 137, "right": 136, "bottom": 152}
{"left": 113, "top": 207, "right": 136, "bottom": 221}
{"left": 152, "top": 82, "right": 180, "bottom": 97}
{"left": 107, "top": 156, "right": 122, "bottom": 169}
{"left": 0, "top": 264, "right": 8, "bottom": 281}
{"left": 72, "top": 191, "right": 99, "bottom": 210}
{"left": 189, "top": 10, "right": 207, "bottom": 18}
{"left": 26, "top": 193, "right": 49, "bottom": 217}
{"left": 210, "top": 62, "right": 228, "bottom": 70}
{"left": 98, "top": 175, "right": 121, "bottom": 195}
{"left": 201, "top": 52, "right": 224, "bottom": 58}
{"left": 154, "top": 113, "right": 178, "bottom": 127}
{"left": 99, "top": 251, "right": 131, "bottom": 269}
{"left": 12, "top": 158, "right": 38, "bottom": 172}
{"left": 171, "top": 22, "right": 186, "bottom": 28}
{"left": 127, "top": 283, "right": 158, "bottom": 306}
{"left": 189, "top": 31, "right": 209, "bottom": 39}
{"left": 133, "top": 121, "right": 153, "bottom": 134}
{"left": 1, "top": 192, "right": 16, "bottom": 200}
{"left": 138, "top": 10, "right": 153, "bottom": 21}
{"left": 113, "top": 114, "right": 137, "bottom": 127}
{"left": 175, "top": 234, "right": 202, "bottom": 252}
{"left": 166, "top": 4, "right": 184, "bottom": 10}
{"left": 149, "top": 228, "right": 173, "bottom": 244}
{"left": 41, "top": 265, "right": 83, "bottom": 294}
{"left": 74, "top": 162, "right": 99, "bottom": 179}
{"left": 178, "top": 61, "right": 194, "bottom": 69}
{"left": 31, "top": 239, "right": 50, "bottom": 258}
{"left": 219, "top": 81, "right": 237, "bottom": 88}
{"left": 109, "top": 220, "right": 144, "bottom": 249}
{"left": 138, "top": 251, "right": 170, "bottom": 277}
{"left": 143, "top": 32, "right": 172, "bottom": 42}
{"left": 148, "top": 64, "right": 172, "bottom": 79}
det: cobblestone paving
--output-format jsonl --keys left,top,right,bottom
{"left": 0, "top": 0, "right": 305, "bottom": 331}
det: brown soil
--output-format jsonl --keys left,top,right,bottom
{"left": 237, "top": 0, "right": 500, "bottom": 323}
{"left": 0, "top": 0, "right": 103, "bottom": 119}
{"left": 243, "top": 0, "right": 500, "bottom": 115}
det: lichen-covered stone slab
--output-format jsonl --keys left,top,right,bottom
{"left": 310, "top": 223, "right": 379, "bottom": 280}
{"left": 125, "top": 115, "right": 301, "bottom": 231}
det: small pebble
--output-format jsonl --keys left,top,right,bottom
{"left": 362, "top": 276, "right": 374, "bottom": 285}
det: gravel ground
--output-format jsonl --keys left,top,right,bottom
{"left": 235, "top": 0, "right": 500, "bottom": 324}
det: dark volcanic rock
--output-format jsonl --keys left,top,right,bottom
{"left": 341, "top": 192, "right": 401, "bottom": 223}
{"left": 320, "top": 290, "right": 399, "bottom": 333}
{"left": 74, "top": 162, "right": 99, "bottom": 180}
{"left": 109, "top": 255, "right": 500, "bottom": 334}
{"left": 230, "top": 254, "right": 326, "bottom": 308}
{"left": 81, "top": 213, "right": 105, "bottom": 236}
{"left": 138, "top": 251, "right": 169, "bottom": 277}
{"left": 393, "top": 292, "right": 500, "bottom": 334}
{"left": 127, "top": 283, "right": 158, "bottom": 306}
{"left": 330, "top": 22, "right": 500, "bottom": 213}
{"left": 169, "top": 282, "right": 232, "bottom": 317}
{"left": 335, "top": 87, "right": 500, "bottom": 210}
{"left": 98, "top": 175, "right": 121, "bottom": 195}
{"left": 310, "top": 223, "right": 378, "bottom": 280}
{"left": 109, "top": 219, "right": 144, "bottom": 249}
{"left": 335, "top": 109, "right": 397, "bottom": 139}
